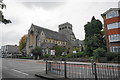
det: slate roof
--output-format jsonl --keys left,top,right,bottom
{"left": 41, "top": 43, "right": 55, "bottom": 48}
{"left": 31, "top": 24, "right": 68, "bottom": 41}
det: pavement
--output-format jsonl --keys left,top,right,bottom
{"left": 35, "top": 71, "right": 81, "bottom": 80}
{"left": 35, "top": 71, "right": 64, "bottom": 80}
{"left": 35, "top": 71, "right": 97, "bottom": 80}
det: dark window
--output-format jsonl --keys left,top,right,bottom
{"left": 62, "top": 27, "right": 64, "bottom": 29}
{"left": 68, "top": 27, "right": 70, "bottom": 29}
{"left": 59, "top": 28, "right": 61, "bottom": 30}
{"left": 65, "top": 26, "right": 67, "bottom": 29}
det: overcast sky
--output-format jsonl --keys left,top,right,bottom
{"left": 0, "top": 0, "right": 119, "bottom": 47}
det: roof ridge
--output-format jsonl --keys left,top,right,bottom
{"left": 32, "top": 24, "right": 68, "bottom": 41}
{"left": 32, "top": 24, "right": 59, "bottom": 33}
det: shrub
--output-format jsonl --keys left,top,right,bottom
{"left": 43, "top": 54, "right": 50, "bottom": 58}
{"left": 105, "top": 52, "right": 118, "bottom": 61}
{"left": 65, "top": 52, "right": 85, "bottom": 58}
{"left": 93, "top": 48, "right": 106, "bottom": 58}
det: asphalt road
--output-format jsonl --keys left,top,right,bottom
{"left": 2, "top": 58, "right": 47, "bottom": 80}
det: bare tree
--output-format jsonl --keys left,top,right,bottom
{"left": 0, "top": 0, "right": 11, "bottom": 24}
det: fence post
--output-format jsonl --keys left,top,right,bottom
{"left": 46, "top": 61, "right": 48, "bottom": 74}
{"left": 64, "top": 61, "right": 67, "bottom": 78}
{"left": 91, "top": 59, "right": 94, "bottom": 74}
{"left": 94, "top": 62, "right": 97, "bottom": 80}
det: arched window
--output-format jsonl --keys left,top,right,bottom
{"left": 59, "top": 28, "right": 61, "bottom": 30}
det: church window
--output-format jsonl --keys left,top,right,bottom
{"left": 65, "top": 26, "right": 67, "bottom": 29}
{"left": 44, "top": 39, "right": 47, "bottom": 42}
{"left": 62, "top": 27, "right": 64, "bottom": 29}
{"left": 53, "top": 40, "right": 55, "bottom": 43}
{"left": 41, "top": 32, "right": 44, "bottom": 35}
{"left": 68, "top": 27, "right": 70, "bottom": 29}
{"left": 59, "top": 28, "right": 61, "bottom": 30}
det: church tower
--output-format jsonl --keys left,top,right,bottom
{"left": 58, "top": 22, "right": 76, "bottom": 41}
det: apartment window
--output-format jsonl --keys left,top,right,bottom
{"left": 108, "top": 34, "right": 120, "bottom": 42}
{"left": 107, "top": 22, "right": 120, "bottom": 30}
{"left": 106, "top": 11, "right": 119, "bottom": 19}
{"left": 111, "top": 46, "right": 120, "bottom": 52}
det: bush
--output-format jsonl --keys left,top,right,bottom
{"left": 43, "top": 54, "right": 50, "bottom": 58}
{"left": 105, "top": 52, "right": 118, "bottom": 61}
{"left": 19, "top": 56, "right": 32, "bottom": 59}
{"left": 93, "top": 48, "right": 106, "bottom": 58}
{"left": 65, "top": 52, "right": 85, "bottom": 58}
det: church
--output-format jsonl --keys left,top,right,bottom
{"left": 26, "top": 22, "right": 83, "bottom": 56}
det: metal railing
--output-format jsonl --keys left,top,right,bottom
{"left": 46, "top": 60, "right": 119, "bottom": 80}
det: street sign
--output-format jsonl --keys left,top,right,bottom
{"left": 51, "top": 50, "right": 55, "bottom": 55}
{"left": 73, "top": 51, "right": 76, "bottom": 53}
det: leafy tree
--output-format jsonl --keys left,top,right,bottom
{"left": 84, "top": 16, "right": 106, "bottom": 56}
{"left": 50, "top": 45, "right": 65, "bottom": 56}
{"left": 0, "top": 0, "right": 11, "bottom": 24}
{"left": 19, "top": 35, "right": 27, "bottom": 52}
{"left": 31, "top": 47, "right": 43, "bottom": 59}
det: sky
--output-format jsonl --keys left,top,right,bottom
{"left": 0, "top": 0, "right": 119, "bottom": 47}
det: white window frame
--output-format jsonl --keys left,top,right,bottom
{"left": 107, "top": 22, "right": 120, "bottom": 30}
{"left": 111, "top": 46, "right": 120, "bottom": 52}
{"left": 108, "top": 34, "right": 120, "bottom": 42}
{"left": 106, "top": 10, "right": 119, "bottom": 19}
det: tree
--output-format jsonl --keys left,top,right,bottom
{"left": 31, "top": 47, "right": 42, "bottom": 60}
{"left": 50, "top": 45, "right": 65, "bottom": 57}
{"left": 0, "top": 0, "right": 11, "bottom": 24}
{"left": 19, "top": 35, "right": 27, "bottom": 52}
{"left": 93, "top": 48, "right": 106, "bottom": 58}
{"left": 84, "top": 16, "right": 106, "bottom": 56}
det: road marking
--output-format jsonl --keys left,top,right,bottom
{"left": 11, "top": 69, "right": 29, "bottom": 76}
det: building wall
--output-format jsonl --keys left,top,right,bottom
{"left": 26, "top": 27, "right": 68, "bottom": 55}
{"left": 1, "top": 45, "right": 19, "bottom": 58}
{"left": 26, "top": 23, "right": 83, "bottom": 55}
{"left": 102, "top": 8, "right": 120, "bottom": 52}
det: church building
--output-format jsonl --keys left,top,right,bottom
{"left": 26, "top": 22, "right": 83, "bottom": 56}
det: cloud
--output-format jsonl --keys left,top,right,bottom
{"left": 22, "top": 2, "right": 66, "bottom": 10}
{"left": 2, "top": 30, "right": 21, "bottom": 45}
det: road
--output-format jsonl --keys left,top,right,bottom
{"left": 2, "top": 58, "right": 46, "bottom": 80}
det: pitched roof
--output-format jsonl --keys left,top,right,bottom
{"left": 31, "top": 24, "right": 68, "bottom": 41}
{"left": 41, "top": 43, "right": 55, "bottom": 48}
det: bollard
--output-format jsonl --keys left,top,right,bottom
{"left": 46, "top": 61, "right": 48, "bottom": 74}
{"left": 64, "top": 61, "right": 67, "bottom": 78}
{"left": 94, "top": 62, "right": 97, "bottom": 80}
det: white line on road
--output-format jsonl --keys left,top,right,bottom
{"left": 11, "top": 69, "right": 29, "bottom": 76}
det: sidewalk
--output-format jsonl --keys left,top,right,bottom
{"left": 35, "top": 71, "right": 70, "bottom": 80}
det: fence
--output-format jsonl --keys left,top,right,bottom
{"left": 46, "top": 60, "right": 119, "bottom": 80}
